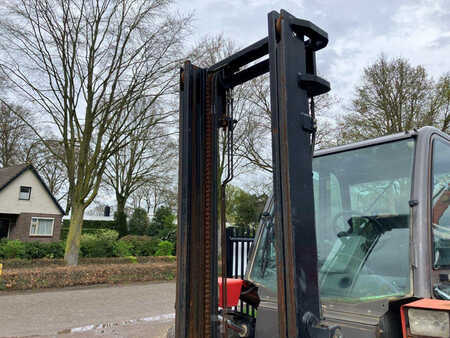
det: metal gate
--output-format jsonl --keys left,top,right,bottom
{"left": 225, "top": 227, "right": 256, "bottom": 316}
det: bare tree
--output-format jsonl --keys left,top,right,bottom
{"left": 434, "top": 73, "right": 449, "bottom": 133}
{"left": 338, "top": 55, "right": 449, "bottom": 143}
{"left": 236, "top": 74, "right": 338, "bottom": 174}
{"left": 33, "top": 139, "right": 68, "bottom": 203}
{"left": 0, "top": 103, "right": 39, "bottom": 167}
{"left": 190, "top": 35, "right": 255, "bottom": 179}
{"left": 190, "top": 35, "right": 337, "bottom": 181}
{"left": 0, "top": 0, "right": 190, "bottom": 265}
{"left": 130, "top": 176, "right": 177, "bottom": 216}
{"left": 103, "top": 99, "right": 177, "bottom": 217}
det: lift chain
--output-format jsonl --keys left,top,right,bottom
{"left": 220, "top": 87, "right": 237, "bottom": 338}
{"left": 310, "top": 96, "right": 317, "bottom": 152}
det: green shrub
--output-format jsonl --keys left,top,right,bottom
{"left": 60, "top": 227, "right": 107, "bottom": 240}
{"left": 2, "top": 240, "right": 26, "bottom": 259}
{"left": 0, "top": 238, "right": 7, "bottom": 257}
{"left": 24, "top": 241, "right": 46, "bottom": 259}
{"left": 80, "top": 237, "right": 114, "bottom": 258}
{"left": 62, "top": 219, "right": 116, "bottom": 230}
{"left": 77, "top": 230, "right": 120, "bottom": 258}
{"left": 155, "top": 241, "right": 174, "bottom": 256}
{"left": 113, "top": 240, "right": 132, "bottom": 257}
{"left": 45, "top": 242, "right": 65, "bottom": 259}
{"left": 95, "top": 229, "right": 119, "bottom": 241}
{"left": 0, "top": 241, "right": 66, "bottom": 260}
{"left": 119, "top": 235, "right": 159, "bottom": 256}
{"left": 147, "top": 206, "right": 176, "bottom": 239}
{"left": 128, "top": 208, "right": 150, "bottom": 235}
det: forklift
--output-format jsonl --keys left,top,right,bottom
{"left": 246, "top": 127, "right": 450, "bottom": 337}
{"left": 175, "top": 9, "right": 450, "bottom": 338}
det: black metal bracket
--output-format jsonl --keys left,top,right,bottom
{"left": 300, "top": 113, "right": 317, "bottom": 133}
{"left": 289, "top": 18, "right": 328, "bottom": 51}
{"left": 298, "top": 73, "right": 331, "bottom": 97}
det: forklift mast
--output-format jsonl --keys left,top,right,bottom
{"left": 176, "top": 10, "right": 336, "bottom": 338}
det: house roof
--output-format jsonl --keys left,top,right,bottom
{"left": 0, "top": 164, "right": 65, "bottom": 215}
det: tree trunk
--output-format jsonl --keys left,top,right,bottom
{"left": 115, "top": 194, "right": 129, "bottom": 237}
{"left": 64, "top": 202, "right": 84, "bottom": 266}
{"left": 65, "top": 185, "right": 73, "bottom": 215}
{"left": 116, "top": 194, "right": 126, "bottom": 215}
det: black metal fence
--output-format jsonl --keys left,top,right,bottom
{"left": 225, "top": 227, "right": 256, "bottom": 316}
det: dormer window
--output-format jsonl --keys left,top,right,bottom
{"left": 19, "top": 186, "right": 31, "bottom": 200}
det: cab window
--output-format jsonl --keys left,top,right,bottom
{"left": 431, "top": 139, "right": 450, "bottom": 268}
{"left": 249, "top": 138, "right": 416, "bottom": 302}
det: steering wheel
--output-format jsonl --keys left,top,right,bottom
{"left": 357, "top": 265, "right": 403, "bottom": 295}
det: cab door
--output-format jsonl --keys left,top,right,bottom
{"left": 430, "top": 136, "right": 450, "bottom": 291}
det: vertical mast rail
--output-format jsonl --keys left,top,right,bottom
{"left": 176, "top": 63, "right": 218, "bottom": 338}
{"left": 268, "top": 10, "right": 337, "bottom": 338}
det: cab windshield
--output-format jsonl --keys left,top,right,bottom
{"left": 250, "top": 138, "right": 415, "bottom": 302}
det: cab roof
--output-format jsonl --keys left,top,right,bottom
{"left": 314, "top": 126, "right": 449, "bottom": 158}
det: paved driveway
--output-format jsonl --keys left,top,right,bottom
{"left": 0, "top": 282, "right": 176, "bottom": 337}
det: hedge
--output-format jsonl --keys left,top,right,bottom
{"left": 0, "top": 235, "right": 160, "bottom": 260}
{"left": 0, "top": 240, "right": 65, "bottom": 259}
{"left": 1, "top": 256, "right": 176, "bottom": 269}
{"left": 62, "top": 219, "right": 116, "bottom": 229}
{"left": 60, "top": 227, "right": 107, "bottom": 241}
{"left": 0, "top": 262, "right": 176, "bottom": 291}
{"left": 60, "top": 219, "right": 117, "bottom": 240}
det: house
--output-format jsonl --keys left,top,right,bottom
{"left": 0, "top": 164, "right": 65, "bottom": 242}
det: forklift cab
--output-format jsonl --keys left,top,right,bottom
{"left": 246, "top": 127, "right": 450, "bottom": 337}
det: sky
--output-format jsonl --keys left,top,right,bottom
{"left": 174, "top": 0, "right": 450, "bottom": 117}
{"left": 168, "top": 0, "right": 450, "bottom": 193}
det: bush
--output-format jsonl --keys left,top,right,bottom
{"left": 80, "top": 234, "right": 114, "bottom": 258}
{"left": 78, "top": 230, "right": 120, "bottom": 258}
{"left": 155, "top": 241, "right": 174, "bottom": 256}
{"left": 113, "top": 241, "right": 132, "bottom": 257}
{"left": 24, "top": 241, "right": 46, "bottom": 259}
{"left": 147, "top": 206, "right": 175, "bottom": 239}
{"left": 1, "top": 240, "right": 26, "bottom": 259}
{"left": 95, "top": 229, "right": 119, "bottom": 241}
{"left": 120, "top": 235, "right": 159, "bottom": 256}
{"left": 45, "top": 242, "right": 65, "bottom": 259}
{"left": 0, "top": 241, "right": 65, "bottom": 260}
{"left": 60, "top": 227, "right": 110, "bottom": 241}
{"left": 128, "top": 208, "right": 150, "bottom": 235}
{"left": 62, "top": 219, "right": 116, "bottom": 230}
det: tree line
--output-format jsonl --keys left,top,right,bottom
{"left": 0, "top": 1, "right": 448, "bottom": 265}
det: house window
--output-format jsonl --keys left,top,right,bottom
{"left": 19, "top": 186, "right": 32, "bottom": 200}
{"left": 30, "top": 218, "right": 54, "bottom": 236}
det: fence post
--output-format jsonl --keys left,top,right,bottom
{"left": 226, "top": 227, "right": 234, "bottom": 277}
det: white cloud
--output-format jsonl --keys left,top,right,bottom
{"left": 174, "top": 0, "right": 450, "bottom": 117}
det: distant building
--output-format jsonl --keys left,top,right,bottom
{"left": 0, "top": 164, "right": 65, "bottom": 242}
{"left": 62, "top": 215, "right": 115, "bottom": 222}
